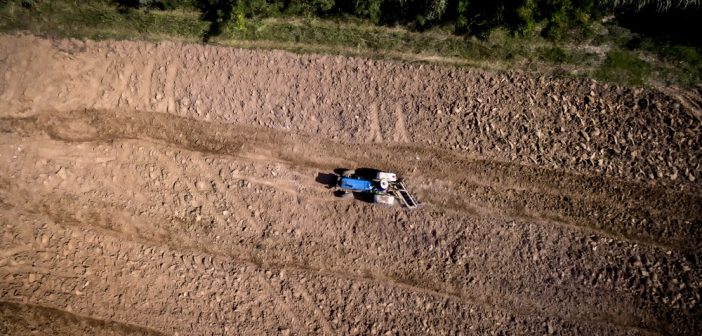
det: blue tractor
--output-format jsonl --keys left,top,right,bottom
{"left": 335, "top": 169, "right": 419, "bottom": 209}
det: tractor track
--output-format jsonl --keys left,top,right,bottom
{"left": 0, "top": 185, "right": 675, "bottom": 335}
{"left": 1, "top": 109, "right": 700, "bottom": 335}
{"left": 1, "top": 109, "right": 699, "bottom": 253}
{"left": 1, "top": 34, "right": 701, "bottom": 335}
{"left": 0, "top": 301, "right": 166, "bottom": 336}
{"left": 0, "top": 196, "right": 675, "bottom": 336}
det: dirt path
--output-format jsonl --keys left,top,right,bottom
{"left": 0, "top": 34, "right": 700, "bottom": 335}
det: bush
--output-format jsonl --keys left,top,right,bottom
{"left": 283, "top": 0, "right": 335, "bottom": 16}
{"left": 516, "top": 0, "right": 538, "bottom": 35}
{"left": 101, "top": 0, "right": 696, "bottom": 51}
{"left": 595, "top": 49, "right": 652, "bottom": 85}
{"left": 194, "top": 0, "right": 236, "bottom": 40}
{"left": 114, "top": 0, "right": 194, "bottom": 10}
{"left": 539, "top": 46, "right": 568, "bottom": 62}
{"left": 352, "top": 0, "right": 383, "bottom": 23}
{"left": 241, "top": 0, "right": 281, "bottom": 18}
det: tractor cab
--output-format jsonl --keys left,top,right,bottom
{"left": 338, "top": 177, "right": 374, "bottom": 192}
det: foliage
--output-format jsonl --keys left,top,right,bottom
{"left": 595, "top": 50, "right": 652, "bottom": 85}
{"left": 0, "top": 0, "right": 702, "bottom": 86}
{"left": 240, "top": 0, "right": 282, "bottom": 18}
{"left": 95, "top": 0, "right": 700, "bottom": 46}
{"left": 194, "top": 0, "right": 237, "bottom": 40}
{"left": 608, "top": 0, "right": 701, "bottom": 11}
{"left": 538, "top": 46, "right": 569, "bottom": 63}
{"left": 114, "top": 0, "right": 194, "bottom": 10}
{"left": 1, "top": 0, "right": 700, "bottom": 87}
{"left": 516, "top": 0, "right": 538, "bottom": 35}
{"left": 17, "top": 0, "right": 41, "bottom": 9}
{"left": 452, "top": 0, "right": 469, "bottom": 33}
{"left": 353, "top": 0, "right": 383, "bottom": 23}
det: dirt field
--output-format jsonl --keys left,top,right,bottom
{"left": 0, "top": 33, "right": 700, "bottom": 335}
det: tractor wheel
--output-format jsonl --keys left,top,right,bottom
{"left": 335, "top": 190, "right": 353, "bottom": 199}
{"left": 374, "top": 194, "right": 396, "bottom": 206}
{"left": 342, "top": 169, "right": 355, "bottom": 177}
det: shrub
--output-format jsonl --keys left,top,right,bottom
{"left": 352, "top": 0, "right": 383, "bottom": 23}
{"left": 595, "top": 49, "right": 652, "bottom": 85}
{"left": 516, "top": 0, "right": 538, "bottom": 35}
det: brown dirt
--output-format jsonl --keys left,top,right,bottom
{"left": 0, "top": 33, "right": 700, "bottom": 335}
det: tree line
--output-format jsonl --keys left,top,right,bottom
{"left": 116, "top": 0, "right": 700, "bottom": 44}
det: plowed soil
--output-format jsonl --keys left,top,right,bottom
{"left": 0, "top": 34, "right": 700, "bottom": 335}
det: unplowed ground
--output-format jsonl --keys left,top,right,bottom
{"left": 0, "top": 34, "right": 700, "bottom": 335}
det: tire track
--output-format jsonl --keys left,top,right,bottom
{"left": 2, "top": 109, "right": 699, "bottom": 253}
{"left": 1, "top": 34, "right": 700, "bottom": 336}
{"left": 287, "top": 281, "right": 337, "bottom": 335}
{"left": 135, "top": 59, "right": 155, "bottom": 111}
{"left": 95, "top": 61, "right": 134, "bottom": 110}
{"left": 2, "top": 216, "right": 664, "bottom": 336}
{"left": 368, "top": 103, "right": 383, "bottom": 143}
{"left": 251, "top": 272, "right": 311, "bottom": 334}
{"left": 0, "top": 181, "right": 680, "bottom": 336}
{"left": 393, "top": 103, "right": 410, "bottom": 143}
{"left": 3, "top": 34, "right": 700, "bottom": 192}
{"left": 0, "top": 301, "right": 166, "bottom": 336}
{"left": 3, "top": 141, "right": 698, "bottom": 335}
{"left": 164, "top": 64, "right": 178, "bottom": 114}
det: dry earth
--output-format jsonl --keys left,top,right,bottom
{"left": 0, "top": 34, "right": 700, "bottom": 335}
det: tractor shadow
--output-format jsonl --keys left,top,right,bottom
{"left": 332, "top": 167, "right": 380, "bottom": 180}
{"left": 315, "top": 172, "right": 337, "bottom": 188}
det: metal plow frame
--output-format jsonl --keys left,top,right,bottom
{"left": 389, "top": 180, "right": 419, "bottom": 209}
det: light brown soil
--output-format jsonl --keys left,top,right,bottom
{"left": 0, "top": 34, "right": 700, "bottom": 335}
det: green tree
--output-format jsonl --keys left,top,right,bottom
{"left": 454, "top": 0, "right": 470, "bottom": 33}
{"left": 516, "top": 0, "right": 537, "bottom": 35}
{"left": 352, "top": 0, "right": 383, "bottom": 23}
{"left": 608, "top": 0, "right": 701, "bottom": 11}
{"left": 195, "top": 0, "right": 237, "bottom": 41}
{"left": 284, "top": 0, "right": 336, "bottom": 16}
